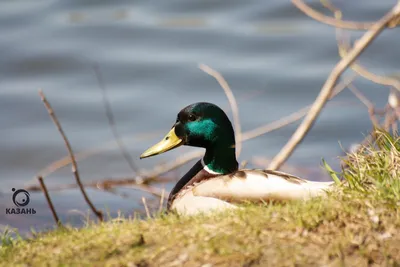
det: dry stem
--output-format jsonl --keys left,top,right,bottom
{"left": 27, "top": 178, "right": 168, "bottom": 199}
{"left": 347, "top": 84, "right": 381, "bottom": 128}
{"left": 93, "top": 64, "right": 140, "bottom": 177}
{"left": 39, "top": 90, "right": 103, "bottom": 222}
{"left": 35, "top": 131, "right": 160, "bottom": 179}
{"left": 142, "top": 197, "right": 151, "bottom": 219}
{"left": 159, "top": 188, "right": 165, "bottom": 213}
{"left": 38, "top": 176, "right": 62, "bottom": 227}
{"left": 292, "top": 0, "right": 399, "bottom": 30}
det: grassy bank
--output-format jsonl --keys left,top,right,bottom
{"left": 1, "top": 130, "right": 399, "bottom": 267}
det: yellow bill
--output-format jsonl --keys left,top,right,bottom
{"left": 140, "top": 127, "right": 183, "bottom": 159}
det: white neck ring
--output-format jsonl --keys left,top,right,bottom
{"left": 200, "top": 158, "right": 222, "bottom": 175}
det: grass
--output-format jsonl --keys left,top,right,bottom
{"left": 1, "top": 130, "right": 399, "bottom": 267}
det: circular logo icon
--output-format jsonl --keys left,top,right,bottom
{"left": 12, "top": 188, "right": 30, "bottom": 207}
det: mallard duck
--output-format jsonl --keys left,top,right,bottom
{"left": 140, "top": 102, "right": 334, "bottom": 215}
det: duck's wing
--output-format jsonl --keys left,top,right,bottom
{"left": 192, "top": 169, "right": 334, "bottom": 202}
{"left": 170, "top": 190, "right": 236, "bottom": 216}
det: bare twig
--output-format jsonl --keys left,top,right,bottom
{"left": 383, "top": 111, "right": 396, "bottom": 132}
{"left": 28, "top": 174, "right": 169, "bottom": 197}
{"left": 347, "top": 84, "right": 374, "bottom": 108}
{"left": 322, "top": 0, "right": 400, "bottom": 92}
{"left": 343, "top": 54, "right": 400, "bottom": 91}
{"left": 101, "top": 187, "right": 131, "bottom": 199}
{"left": 27, "top": 178, "right": 168, "bottom": 199}
{"left": 38, "top": 176, "right": 62, "bottom": 227}
{"left": 93, "top": 65, "right": 141, "bottom": 179}
{"left": 242, "top": 106, "right": 310, "bottom": 141}
{"left": 129, "top": 184, "right": 167, "bottom": 199}
{"left": 141, "top": 150, "right": 203, "bottom": 177}
{"left": 142, "top": 197, "right": 151, "bottom": 219}
{"left": 199, "top": 64, "right": 242, "bottom": 157}
{"left": 159, "top": 188, "right": 165, "bottom": 213}
{"left": 268, "top": 2, "right": 400, "bottom": 170}
{"left": 292, "top": 0, "right": 398, "bottom": 30}
{"left": 39, "top": 90, "right": 103, "bottom": 222}
{"left": 34, "top": 131, "right": 161, "bottom": 182}
{"left": 342, "top": 86, "right": 398, "bottom": 162}
{"left": 347, "top": 83, "right": 381, "bottom": 128}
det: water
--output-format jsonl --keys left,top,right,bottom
{"left": 0, "top": 0, "right": 399, "bottom": 234}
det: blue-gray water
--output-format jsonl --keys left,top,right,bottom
{"left": 0, "top": 0, "right": 399, "bottom": 234}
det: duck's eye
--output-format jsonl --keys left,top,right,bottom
{"left": 188, "top": 114, "right": 196, "bottom": 121}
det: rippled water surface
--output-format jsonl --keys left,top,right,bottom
{"left": 0, "top": 0, "right": 399, "bottom": 233}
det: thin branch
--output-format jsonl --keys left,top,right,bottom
{"left": 26, "top": 178, "right": 168, "bottom": 199}
{"left": 383, "top": 111, "right": 396, "bottom": 132}
{"left": 343, "top": 53, "right": 400, "bottom": 91}
{"left": 100, "top": 187, "right": 131, "bottom": 199}
{"left": 344, "top": 85, "right": 398, "bottom": 148}
{"left": 241, "top": 106, "right": 310, "bottom": 141}
{"left": 39, "top": 90, "right": 103, "bottom": 222}
{"left": 347, "top": 84, "right": 374, "bottom": 108}
{"left": 347, "top": 83, "right": 381, "bottom": 128}
{"left": 142, "top": 197, "right": 151, "bottom": 219}
{"left": 28, "top": 174, "right": 168, "bottom": 197}
{"left": 93, "top": 65, "right": 141, "bottom": 178}
{"left": 292, "top": 0, "right": 398, "bottom": 30}
{"left": 323, "top": 0, "right": 400, "bottom": 92}
{"left": 268, "top": 2, "right": 400, "bottom": 170}
{"left": 140, "top": 150, "right": 203, "bottom": 178}
{"left": 98, "top": 182, "right": 166, "bottom": 199}
{"left": 199, "top": 64, "right": 242, "bottom": 157}
{"left": 158, "top": 188, "right": 165, "bottom": 213}
{"left": 34, "top": 130, "right": 161, "bottom": 182}
{"left": 38, "top": 176, "right": 62, "bottom": 227}
{"left": 129, "top": 184, "right": 167, "bottom": 199}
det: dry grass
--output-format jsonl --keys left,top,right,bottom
{"left": 0, "top": 196, "right": 399, "bottom": 267}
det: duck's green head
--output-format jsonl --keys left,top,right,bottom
{"left": 140, "top": 102, "right": 236, "bottom": 160}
